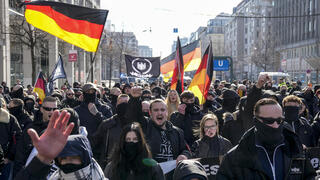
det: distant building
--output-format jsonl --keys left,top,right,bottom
{"left": 138, "top": 45, "right": 153, "bottom": 57}
{"left": 171, "top": 37, "right": 189, "bottom": 53}
{"left": 273, "top": 0, "right": 320, "bottom": 83}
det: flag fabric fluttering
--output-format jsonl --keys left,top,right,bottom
{"left": 188, "top": 43, "right": 213, "bottom": 105}
{"left": 170, "top": 37, "right": 184, "bottom": 94}
{"left": 33, "top": 72, "right": 47, "bottom": 104}
{"left": 48, "top": 54, "right": 67, "bottom": 94}
{"left": 125, "top": 55, "right": 160, "bottom": 78}
{"left": 23, "top": 1, "right": 108, "bottom": 52}
{"left": 161, "top": 40, "right": 201, "bottom": 82}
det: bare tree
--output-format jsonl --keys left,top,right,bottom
{"left": 6, "top": 14, "right": 47, "bottom": 84}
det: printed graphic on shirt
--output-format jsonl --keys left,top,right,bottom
{"left": 156, "top": 131, "right": 174, "bottom": 162}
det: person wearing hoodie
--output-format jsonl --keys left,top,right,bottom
{"left": 0, "top": 103, "right": 22, "bottom": 179}
{"left": 170, "top": 90, "right": 203, "bottom": 146}
{"left": 192, "top": 114, "right": 232, "bottom": 158}
{"left": 13, "top": 96, "right": 58, "bottom": 177}
{"left": 104, "top": 122, "right": 164, "bottom": 180}
{"left": 214, "top": 89, "right": 240, "bottom": 134}
{"left": 8, "top": 98, "right": 33, "bottom": 131}
{"left": 202, "top": 91, "right": 220, "bottom": 114}
{"left": 74, "top": 83, "right": 112, "bottom": 143}
{"left": 24, "top": 95, "right": 36, "bottom": 116}
{"left": 61, "top": 88, "right": 80, "bottom": 108}
{"left": 302, "top": 86, "right": 319, "bottom": 117}
{"left": 173, "top": 160, "right": 208, "bottom": 180}
{"left": 10, "top": 85, "right": 24, "bottom": 101}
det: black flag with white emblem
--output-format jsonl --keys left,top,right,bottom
{"left": 125, "top": 55, "right": 160, "bottom": 78}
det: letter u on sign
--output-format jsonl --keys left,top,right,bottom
{"left": 218, "top": 61, "right": 223, "bottom": 67}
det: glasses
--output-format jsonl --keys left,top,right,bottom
{"left": 204, "top": 125, "right": 217, "bottom": 131}
{"left": 67, "top": 93, "right": 74, "bottom": 96}
{"left": 42, "top": 106, "right": 58, "bottom": 112}
{"left": 255, "top": 116, "right": 283, "bottom": 124}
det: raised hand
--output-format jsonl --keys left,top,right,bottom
{"left": 131, "top": 86, "right": 143, "bottom": 98}
{"left": 27, "top": 110, "right": 74, "bottom": 164}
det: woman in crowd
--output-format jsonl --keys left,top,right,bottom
{"left": 165, "top": 90, "right": 180, "bottom": 119}
{"left": 104, "top": 122, "right": 164, "bottom": 180}
{"left": 192, "top": 114, "right": 233, "bottom": 158}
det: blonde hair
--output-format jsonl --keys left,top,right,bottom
{"left": 195, "top": 113, "right": 219, "bottom": 139}
{"left": 165, "top": 90, "right": 180, "bottom": 118}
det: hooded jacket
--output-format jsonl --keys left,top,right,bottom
{"left": 49, "top": 135, "right": 106, "bottom": 180}
{"left": 216, "top": 127, "right": 316, "bottom": 180}
{"left": 173, "top": 160, "right": 208, "bottom": 180}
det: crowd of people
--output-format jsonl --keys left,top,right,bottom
{"left": 0, "top": 74, "right": 320, "bottom": 179}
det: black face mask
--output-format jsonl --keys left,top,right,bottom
{"left": 116, "top": 102, "right": 128, "bottom": 117}
{"left": 110, "top": 94, "right": 118, "bottom": 103}
{"left": 254, "top": 118, "right": 284, "bottom": 149}
{"left": 11, "top": 88, "right": 24, "bottom": 99}
{"left": 281, "top": 90, "right": 287, "bottom": 95}
{"left": 8, "top": 105, "right": 23, "bottom": 116}
{"left": 284, "top": 106, "right": 299, "bottom": 123}
{"left": 124, "top": 142, "right": 140, "bottom": 161}
{"left": 83, "top": 92, "right": 96, "bottom": 104}
{"left": 58, "top": 163, "right": 84, "bottom": 174}
{"left": 25, "top": 102, "right": 34, "bottom": 112}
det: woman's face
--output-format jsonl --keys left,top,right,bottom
{"left": 125, "top": 131, "right": 138, "bottom": 143}
{"left": 204, "top": 119, "right": 217, "bottom": 138}
{"left": 169, "top": 91, "right": 177, "bottom": 103}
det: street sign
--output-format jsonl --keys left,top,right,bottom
{"left": 68, "top": 50, "right": 77, "bottom": 62}
{"left": 213, "top": 59, "right": 229, "bottom": 71}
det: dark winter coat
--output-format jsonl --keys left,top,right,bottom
{"left": 12, "top": 111, "right": 33, "bottom": 131}
{"left": 191, "top": 135, "right": 233, "bottom": 158}
{"left": 173, "top": 160, "right": 208, "bottom": 180}
{"left": 170, "top": 106, "right": 203, "bottom": 146}
{"left": 74, "top": 100, "right": 112, "bottom": 141}
{"left": 13, "top": 110, "right": 48, "bottom": 177}
{"left": 61, "top": 98, "right": 80, "bottom": 108}
{"left": 216, "top": 127, "right": 316, "bottom": 180}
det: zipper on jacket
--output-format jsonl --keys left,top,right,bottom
{"left": 256, "top": 143, "right": 285, "bottom": 180}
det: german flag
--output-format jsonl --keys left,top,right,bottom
{"left": 161, "top": 40, "right": 200, "bottom": 82}
{"left": 33, "top": 72, "right": 47, "bottom": 104}
{"left": 24, "top": 1, "right": 108, "bottom": 52}
{"left": 188, "top": 43, "right": 213, "bottom": 105}
{"left": 170, "top": 37, "right": 184, "bottom": 94}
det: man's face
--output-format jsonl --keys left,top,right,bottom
{"left": 112, "top": 89, "right": 121, "bottom": 96}
{"left": 124, "top": 87, "right": 131, "bottom": 95}
{"left": 256, "top": 104, "right": 283, "bottom": 128}
{"left": 150, "top": 102, "right": 168, "bottom": 128}
{"left": 142, "top": 101, "right": 150, "bottom": 113}
{"left": 40, "top": 101, "right": 58, "bottom": 122}
{"left": 182, "top": 97, "right": 195, "bottom": 104}
{"left": 8, "top": 101, "right": 18, "bottom": 108}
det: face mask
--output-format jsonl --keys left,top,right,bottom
{"left": 284, "top": 106, "right": 299, "bottom": 123}
{"left": 124, "top": 142, "right": 139, "bottom": 161}
{"left": 222, "top": 99, "right": 238, "bottom": 112}
{"left": 25, "top": 102, "right": 34, "bottom": 112}
{"left": 281, "top": 89, "right": 286, "bottom": 95}
{"left": 110, "top": 94, "right": 118, "bottom": 103}
{"left": 58, "top": 163, "right": 84, "bottom": 174}
{"left": 254, "top": 118, "right": 284, "bottom": 149}
{"left": 116, "top": 102, "right": 128, "bottom": 117}
{"left": 8, "top": 105, "right": 23, "bottom": 116}
{"left": 83, "top": 92, "right": 96, "bottom": 104}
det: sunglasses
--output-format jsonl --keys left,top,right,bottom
{"left": 67, "top": 93, "right": 74, "bottom": 96}
{"left": 42, "top": 106, "right": 58, "bottom": 111}
{"left": 255, "top": 116, "right": 283, "bottom": 124}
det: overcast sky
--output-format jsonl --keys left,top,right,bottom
{"left": 101, "top": 0, "right": 242, "bottom": 58}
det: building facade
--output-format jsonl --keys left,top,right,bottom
{"left": 273, "top": 0, "right": 320, "bottom": 83}
{"left": 138, "top": 45, "right": 153, "bottom": 57}
{"left": 225, "top": 0, "right": 275, "bottom": 81}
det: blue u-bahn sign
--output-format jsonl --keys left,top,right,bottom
{"left": 213, "top": 59, "right": 229, "bottom": 71}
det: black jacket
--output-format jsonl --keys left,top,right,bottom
{"left": 61, "top": 98, "right": 80, "bottom": 108}
{"left": 74, "top": 100, "right": 112, "bottom": 141}
{"left": 13, "top": 110, "right": 47, "bottom": 177}
{"left": 0, "top": 109, "right": 22, "bottom": 161}
{"left": 146, "top": 120, "right": 192, "bottom": 163}
{"left": 12, "top": 111, "right": 33, "bottom": 131}
{"left": 170, "top": 106, "right": 203, "bottom": 146}
{"left": 173, "top": 160, "right": 208, "bottom": 180}
{"left": 217, "top": 127, "right": 316, "bottom": 180}
{"left": 191, "top": 135, "right": 233, "bottom": 158}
